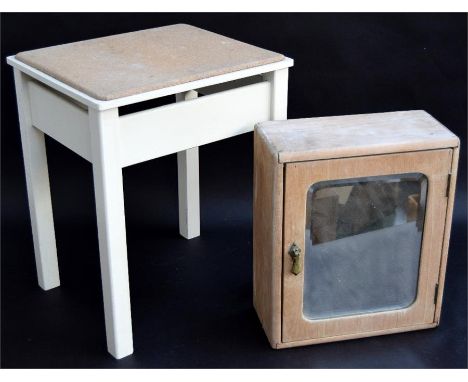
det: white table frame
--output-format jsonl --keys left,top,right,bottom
{"left": 7, "top": 55, "right": 292, "bottom": 359}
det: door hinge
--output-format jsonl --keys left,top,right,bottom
{"left": 434, "top": 283, "right": 439, "bottom": 305}
{"left": 446, "top": 174, "right": 452, "bottom": 197}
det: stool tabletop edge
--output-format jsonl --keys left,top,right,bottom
{"left": 8, "top": 55, "right": 293, "bottom": 111}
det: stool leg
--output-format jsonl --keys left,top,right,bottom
{"left": 89, "top": 108, "right": 133, "bottom": 359}
{"left": 176, "top": 90, "right": 200, "bottom": 239}
{"left": 13, "top": 69, "right": 60, "bottom": 291}
{"left": 263, "top": 68, "right": 289, "bottom": 120}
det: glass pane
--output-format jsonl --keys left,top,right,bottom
{"left": 303, "top": 173, "right": 427, "bottom": 320}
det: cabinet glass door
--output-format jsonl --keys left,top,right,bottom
{"left": 282, "top": 150, "right": 452, "bottom": 344}
{"left": 304, "top": 173, "right": 427, "bottom": 320}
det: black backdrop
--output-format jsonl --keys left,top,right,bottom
{"left": 1, "top": 13, "right": 467, "bottom": 368}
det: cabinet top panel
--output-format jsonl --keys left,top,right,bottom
{"left": 14, "top": 24, "right": 284, "bottom": 101}
{"left": 256, "top": 110, "right": 459, "bottom": 163}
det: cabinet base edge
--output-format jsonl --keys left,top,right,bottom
{"left": 274, "top": 322, "right": 438, "bottom": 349}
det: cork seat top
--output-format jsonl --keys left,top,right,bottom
{"left": 15, "top": 24, "right": 284, "bottom": 101}
{"left": 257, "top": 110, "right": 459, "bottom": 163}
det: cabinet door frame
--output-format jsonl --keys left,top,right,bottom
{"left": 282, "top": 149, "right": 452, "bottom": 344}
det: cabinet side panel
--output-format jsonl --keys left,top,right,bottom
{"left": 434, "top": 146, "right": 460, "bottom": 323}
{"left": 253, "top": 129, "right": 284, "bottom": 347}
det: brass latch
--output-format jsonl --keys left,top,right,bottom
{"left": 289, "top": 243, "right": 302, "bottom": 275}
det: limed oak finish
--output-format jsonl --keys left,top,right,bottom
{"left": 253, "top": 110, "right": 459, "bottom": 349}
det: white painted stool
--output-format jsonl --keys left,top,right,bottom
{"left": 7, "top": 24, "right": 293, "bottom": 359}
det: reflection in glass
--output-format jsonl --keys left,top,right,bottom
{"left": 303, "top": 173, "right": 427, "bottom": 320}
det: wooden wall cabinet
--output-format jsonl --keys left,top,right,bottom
{"left": 253, "top": 111, "right": 459, "bottom": 349}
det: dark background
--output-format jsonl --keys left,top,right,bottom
{"left": 1, "top": 13, "right": 467, "bottom": 368}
